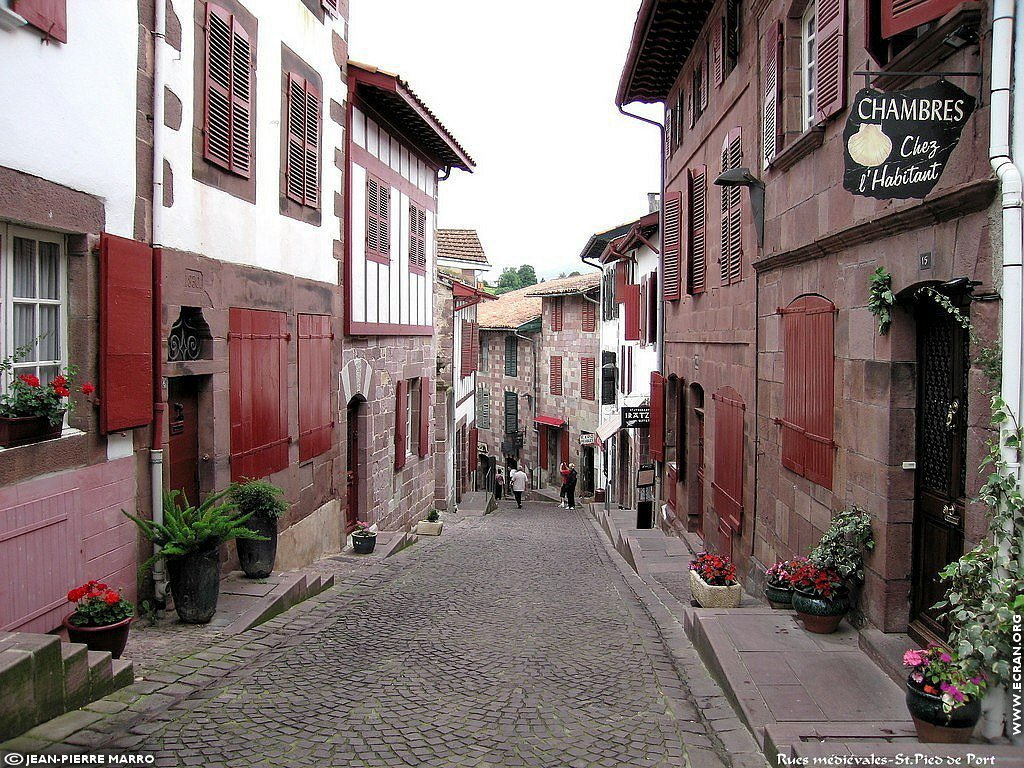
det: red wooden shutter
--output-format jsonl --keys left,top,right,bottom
{"left": 650, "top": 372, "right": 666, "bottom": 461}
{"left": 560, "top": 428, "right": 570, "bottom": 464}
{"left": 720, "top": 131, "right": 742, "bottom": 286}
{"left": 460, "top": 319, "right": 472, "bottom": 376}
{"left": 12, "top": 0, "right": 67, "bottom": 43}
{"left": 100, "top": 234, "right": 154, "bottom": 433}
{"left": 687, "top": 166, "right": 707, "bottom": 294}
{"left": 581, "top": 358, "right": 596, "bottom": 401}
{"left": 712, "top": 17, "right": 724, "bottom": 88}
{"left": 468, "top": 427, "right": 479, "bottom": 471}
{"left": 615, "top": 262, "right": 627, "bottom": 304}
{"left": 582, "top": 301, "right": 596, "bottom": 332}
{"left": 550, "top": 356, "right": 563, "bottom": 395}
{"left": 473, "top": 322, "right": 481, "bottom": 373}
{"left": 394, "top": 379, "right": 408, "bottom": 470}
{"left": 229, "top": 15, "right": 252, "bottom": 176}
{"left": 419, "top": 376, "right": 431, "bottom": 458}
{"left": 297, "top": 314, "right": 333, "bottom": 462}
{"left": 551, "top": 298, "right": 564, "bottom": 331}
{"left": 539, "top": 425, "right": 549, "bottom": 467}
{"left": 762, "top": 21, "right": 783, "bottom": 168}
{"left": 639, "top": 277, "right": 647, "bottom": 344}
{"left": 303, "top": 82, "right": 321, "bottom": 207}
{"left": 229, "top": 309, "right": 289, "bottom": 481}
{"left": 662, "top": 190, "right": 682, "bottom": 301}
{"left": 700, "top": 54, "right": 709, "bottom": 113}
{"left": 204, "top": 4, "right": 252, "bottom": 177}
{"left": 366, "top": 175, "right": 390, "bottom": 262}
{"left": 624, "top": 285, "right": 641, "bottom": 341}
{"left": 711, "top": 387, "right": 745, "bottom": 534}
{"left": 647, "top": 272, "right": 658, "bottom": 344}
{"left": 409, "top": 204, "right": 427, "bottom": 271}
{"left": 815, "top": 0, "right": 847, "bottom": 122}
{"left": 286, "top": 75, "right": 321, "bottom": 207}
{"left": 321, "top": 0, "right": 339, "bottom": 12}
{"left": 881, "top": 0, "right": 960, "bottom": 37}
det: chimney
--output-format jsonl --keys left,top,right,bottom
{"left": 648, "top": 192, "right": 661, "bottom": 213}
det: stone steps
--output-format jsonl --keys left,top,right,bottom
{"left": 0, "top": 632, "right": 133, "bottom": 742}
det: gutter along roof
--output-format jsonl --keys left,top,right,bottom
{"left": 349, "top": 61, "right": 475, "bottom": 171}
{"left": 616, "top": 0, "right": 716, "bottom": 106}
{"left": 580, "top": 211, "right": 660, "bottom": 265}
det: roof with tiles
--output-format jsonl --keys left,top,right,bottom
{"left": 524, "top": 271, "right": 602, "bottom": 297}
{"left": 477, "top": 284, "right": 542, "bottom": 331}
{"left": 437, "top": 229, "right": 491, "bottom": 267}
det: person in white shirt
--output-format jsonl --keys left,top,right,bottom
{"left": 509, "top": 466, "right": 529, "bottom": 509}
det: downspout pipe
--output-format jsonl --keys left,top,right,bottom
{"left": 150, "top": 0, "right": 168, "bottom": 603}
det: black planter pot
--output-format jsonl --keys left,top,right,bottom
{"left": 352, "top": 533, "right": 377, "bottom": 554}
{"left": 764, "top": 582, "right": 794, "bottom": 609}
{"left": 905, "top": 681, "right": 981, "bottom": 743}
{"left": 236, "top": 514, "right": 278, "bottom": 578}
{"left": 167, "top": 544, "right": 221, "bottom": 624}
{"left": 792, "top": 588, "right": 850, "bottom": 633}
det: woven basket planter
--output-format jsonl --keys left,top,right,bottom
{"left": 690, "top": 570, "right": 743, "bottom": 608}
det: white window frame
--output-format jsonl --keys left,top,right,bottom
{"left": 406, "top": 378, "right": 417, "bottom": 457}
{"left": 801, "top": 3, "right": 818, "bottom": 129}
{"left": 1, "top": 225, "right": 68, "bottom": 390}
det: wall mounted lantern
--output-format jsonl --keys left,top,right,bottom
{"left": 714, "top": 167, "right": 765, "bottom": 247}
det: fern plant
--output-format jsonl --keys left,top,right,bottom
{"left": 124, "top": 488, "right": 264, "bottom": 574}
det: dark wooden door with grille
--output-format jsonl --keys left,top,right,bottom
{"left": 696, "top": 408, "right": 705, "bottom": 537}
{"left": 911, "top": 298, "right": 969, "bottom": 642}
{"left": 346, "top": 400, "right": 361, "bottom": 533}
{"left": 168, "top": 377, "right": 201, "bottom": 508}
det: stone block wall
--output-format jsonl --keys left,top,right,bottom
{"left": 476, "top": 330, "right": 537, "bottom": 473}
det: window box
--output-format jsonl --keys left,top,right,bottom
{"left": 0, "top": 413, "right": 62, "bottom": 448}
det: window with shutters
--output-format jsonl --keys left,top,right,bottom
{"left": 504, "top": 335, "right": 518, "bottom": 376}
{"left": 477, "top": 387, "right": 490, "bottom": 430}
{"left": 460, "top": 320, "right": 477, "bottom": 377}
{"left": 479, "top": 336, "right": 489, "bottom": 372}
{"left": 687, "top": 166, "right": 708, "bottom": 295}
{"left": 366, "top": 174, "right": 391, "bottom": 264}
{"left": 297, "top": 314, "right": 333, "bottom": 462}
{"left": 394, "top": 379, "right": 408, "bottom": 470}
{"left": 418, "top": 376, "right": 431, "bottom": 458}
{"left": 720, "top": 131, "right": 743, "bottom": 287}
{"left": 874, "top": 0, "right": 964, "bottom": 50}
{"left": 582, "top": 300, "right": 597, "bottom": 332}
{"left": 229, "top": 308, "right": 289, "bottom": 481}
{"left": 406, "top": 378, "right": 420, "bottom": 458}
{"left": 650, "top": 372, "right": 666, "bottom": 461}
{"left": 801, "top": 8, "right": 817, "bottom": 129}
{"left": 779, "top": 295, "right": 836, "bottom": 489}
{"left": 284, "top": 73, "right": 321, "bottom": 210}
{"left": 203, "top": 3, "right": 253, "bottom": 178}
{"left": 690, "top": 57, "right": 707, "bottom": 125}
{"left": 581, "top": 358, "right": 596, "bottom": 401}
{"left": 550, "top": 297, "right": 564, "bottom": 332}
{"left": 624, "top": 285, "right": 641, "bottom": 341}
{"left": 14, "top": 0, "right": 67, "bottom": 43}
{"left": 662, "top": 191, "right": 682, "bottom": 301}
{"left": 409, "top": 202, "right": 427, "bottom": 273}
{"left": 712, "top": 18, "right": 724, "bottom": 89}
{"left": 601, "top": 351, "right": 617, "bottom": 405}
{"left": 813, "top": 0, "right": 846, "bottom": 123}
{"left": 725, "top": 0, "right": 741, "bottom": 76}
{"left": 762, "top": 21, "right": 784, "bottom": 168}
{"left": 550, "top": 356, "right": 563, "bottom": 396}
{"left": 504, "top": 391, "right": 519, "bottom": 435}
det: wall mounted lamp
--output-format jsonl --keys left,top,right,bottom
{"left": 714, "top": 167, "right": 765, "bottom": 247}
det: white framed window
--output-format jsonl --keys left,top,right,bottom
{"left": 406, "top": 378, "right": 419, "bottom": 457}
{"left": 802, "top": 3, "right": 817, "bottom": 129}
{"left": 1, "top": 225, "right": 67, "bottom": 387}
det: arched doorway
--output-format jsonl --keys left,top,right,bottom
{"left": 346, "top": 397, "right": 365, "bottom": 532}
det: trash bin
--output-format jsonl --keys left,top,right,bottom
{"left": 595, "top": 488, "right": 606, "bottom": 503}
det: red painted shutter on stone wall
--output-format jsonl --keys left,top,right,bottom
{"left": 712, "top": 17, "right": 724, "bottom": 88}
{"left": 582, "top": 301, "right": 596, "bottom": 332}
{"left": 560, "top": 428, "right": 570, "bottom": 465}
{"left": 624, "top": 285, "right": 641, "bottom": 341}
{"left": 394, "top": 379, "right": 408, "bottom": 470}
{"left": 460, "top": 319, "right": 473, "bottom": 376}
{"left": 552, "top": 298, "right": 564, "bottom": 331}
{"left": 419, "top": 376, "right": 431, "bottom": 457}
{"left": 100, "top": 234, "right": 154, "bottom": 434}
{"left": 650, "top": 372, "right": 666, "bottom": 461}
{"left": 297, "top": 314, "right": 333, "bottom": 462}
{"left": 550, "top": 356, "right": 563, "bottom": 395}
{"left": 581, "top": 358, "right": 596, "bottom": 401}
{"left": 762, "top": 21, "right": 783, "bottom": 167}
{"left": 881, "top": 0, "right": 960, "bottom": 38}
{"left": 469, "top": 427, "right": 479, "bottom": 470}
{"left": 13, "top": 0, "right": 67, "bottom": 42}
{"left": 688, "top": 166, "right": 708, "bottom": 294}
{"left": 539, "top": 425, "right": 549, "bottom": 467}
{"left": 615, "top": 262, "right": 627, "bottom": 304}
{"left": 720, "top": 131, "right": 743, "bottom": 286}
{"left": 473, "top": 322, "right": 480, "bottom": 373}
{"left": 711, "top": 386, "right": 745, "bottom": 534}
{"left": 815, "top": 0, "right": 847, "bottom": 122}
{"left": 229, "top": 308, "right": 289, "bottom": 481}
{"left": 663, "top": 191, "right": 682, "bottom": 301}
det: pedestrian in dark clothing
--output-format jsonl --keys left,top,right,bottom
{"left": 566, "top": 463, "right": 578, "bottom": 509}
{"left": 558, "top": 462, "right": 570, "bottom": 507}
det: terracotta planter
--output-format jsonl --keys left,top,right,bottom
{"left": 906, "top": 680, "right": 981, "bottom": 743}
{"left": 0, "top": 413, "right": 62, "bottom": 448}
{"left": 689, "top": 570, "right": 743, "bottom": 608}
{"left": 764, "top": 582, "right": 794, "bottom": 609}
{"left": 352, "top": 533, "right": 376, "bottom": 554}
{"left": 792, "top": 588, "right": 850, "bottom": 634}
{"left": 63, "top": 614, "right": 133, "bottom": 659}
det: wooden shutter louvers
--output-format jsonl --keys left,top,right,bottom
{"left": 688, "top": 166, "right": 708, "bottom": 295}
{"left": 762, "top": 22, "right": 783, "bottom": 167}
{"left": 815, "top": 0, "right": 847, "bottom": 122}
{"left": 663, "top": 191, "right": 683, "bottom": 301}
{"left": 204, "top": 3, "right": 252, "bottom": 178}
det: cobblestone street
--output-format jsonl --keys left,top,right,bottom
{"left": 23, "top": 501, "right": 763, "bottom": 768}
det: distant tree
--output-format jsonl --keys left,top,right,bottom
{"left": 517, "top": 265, "right": 538, "bottom": 287}
{"left": 568, "top": 270, "right": 581, "bottom": 277}
{"left": 493, "top": 264, "right": 540, "bottom": 295}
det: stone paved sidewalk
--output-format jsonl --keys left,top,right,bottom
{"left": 2, "top": 501, "right": 766, "bottom": 768}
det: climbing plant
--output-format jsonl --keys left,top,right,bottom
{"left": 867, "top": 267, "right": 895, "bottom": 335}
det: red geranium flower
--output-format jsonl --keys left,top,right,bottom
{"left": 18, "top": 373, "right": 40, "bottom": 387}
{"left": 104, "top": 591, "right": 120, "bottom": 605}
{"left": 51, "top": 375, "right": 67, "bottom": 387}
{"left": 54, "top": 386, "right": 70, "bottom": 398}
{"left": 81, "top": 383, "right": 96, "bottom": 395}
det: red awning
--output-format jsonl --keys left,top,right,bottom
{"left": 534, "top": 415, "right": 566, "bottom": 428}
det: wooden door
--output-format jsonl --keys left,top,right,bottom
{"left": 346, "top": 400, "right": 360, "bottom": 532}
{"left": 696, "top": 408, "right": 705, "bottom": 537}
{"left": 168, "top": 377, "right": 200, "bottom": 507}
{"left": 911, "top": 298, "right": 969, "bottom": 641}
{"left": 581, "top": 446, "right": 595, "bottom": 495}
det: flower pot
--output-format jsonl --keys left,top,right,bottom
{"left": 352, "top": 533, "right": 376, "bottom": 554}
{"left": 906, "top": 680, "right": 981, "bottom": 743}
{"left": 764, "top": 582, "right": 794, "bottom": 609}
{"left": 63, "top": 614, "right": 133, "bottom": 659}
{"left": 166, "top": 544, "right": 221, "bottom": 624}
{"left": 0, "top": 413, "right": 62, "bottom": 448}
{"left": 236, "top": 514, "right": 277, "bottom": 579}
{"left": 792, "top": 588, "right": 850, "bottom": 633}
{"left": 416, "top": 521, "right": 443, "bottom": 536}
{"left": 689, "top": 570, "right": 743, "bottom": 608}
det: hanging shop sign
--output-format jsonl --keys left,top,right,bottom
{"left": 579, "top": 432, "right": 596, "bottom": 446}
{"left": 842, "top": 80, "right": 975, "bottom": 200}
{"left": 621, "top": 406, "right": 650, "bottom": 429}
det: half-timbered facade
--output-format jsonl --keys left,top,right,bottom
{"left": 342, "top": 62, "right": 473, "bottom": 533}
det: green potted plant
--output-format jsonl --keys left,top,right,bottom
{"left": 351, "top": 520, "right": 377, "bottom": 555}
{"left": 763, "top": 556, "right": 807, "bottom": 609}
{"left": 789, "top": 562, "right": 850, "bottom": 633}
{"left": 688, "top": 552, "right": 742, "bottom": 608}
{"left": 808, "top": 505, "right": 876, "bottom": 584}
{"left": 0, "top": 341, "right": 94, "bottom": 448}
{"left": 62, "top": 580, "right": 135, "bottom": 659}
{"left": 124, "top": 489, "right": 264, "bottom": 624}
{"left": 230, "top": 479, "right": 289, "bottom": 578}
{"left": 903, "top": 645, "right": 985, "bottom": 743}
{"left": 417, "top": 508, "right": 443, "bottom": 536}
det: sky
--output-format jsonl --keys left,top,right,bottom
{"left": 348, "top": 1, "right": 662, "bottom": 282}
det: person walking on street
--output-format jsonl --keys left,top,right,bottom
{"left": 510, "top": 466, "right": 528, "bottom": 509}
{"left": 566, "top": 463, "right": 578, "bottom": 510}
{"left": 495, "top": 465, "right": 505, "bottom": 500}
{"left": 559, "top": 461, "right": 570, "bottom": 508}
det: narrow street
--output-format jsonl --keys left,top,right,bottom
{"left": 64, "top": 501, "right": 760, "bottom": 768}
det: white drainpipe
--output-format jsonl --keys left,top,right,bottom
{"left": 986, "top": 0, "right": 1022, "bottom": 741}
